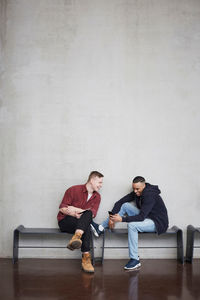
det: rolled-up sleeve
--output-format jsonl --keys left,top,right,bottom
{"left": 59, "top": 188, "right": 73, "bottom": 209}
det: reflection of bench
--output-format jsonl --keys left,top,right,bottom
{"left": 101, "top": 226, "right": 184, "bottom": 264}
{"left": 13, "top": 225, "right": 94, "bottom": 264}
{"left": 186, "top": 225, "right": 200, "bottom": 263}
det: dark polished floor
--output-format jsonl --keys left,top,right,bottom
{"left": 0, "top": 258, "right": 200, "bottom": 300}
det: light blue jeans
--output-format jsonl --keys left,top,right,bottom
{"left": 101, "top": 203, "right": 156, "bottom": 260}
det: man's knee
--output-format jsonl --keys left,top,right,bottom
{"left": 128, "top": 222, "right": 138, "bottom": 231}
{"left": 85, "top": 209, "right": 92, "bottom": 220}
{"left": 121, "top": 202, "right": 132, "bottom": 211}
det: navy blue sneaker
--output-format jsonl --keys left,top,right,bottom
{"left": 90, "top": 221, "right": 103, "bottom": 237}
{"left": 124, "top": 259, "right": 141, "bottom": 270}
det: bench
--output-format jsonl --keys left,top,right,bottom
{"left": 13, "top": 225, "right": 94, "bottom": 264}
{"left": 186, "top": 225, "right": 200, "bottom": 263}
{"left": 101, "top": 226, "right": 184, "bottom": 264}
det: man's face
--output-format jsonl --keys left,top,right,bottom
{"left": 132, "top": 182, "right": 145, "bottom": 196}
{"left": 91, "top": 176, "right": 103, "bottom": 192}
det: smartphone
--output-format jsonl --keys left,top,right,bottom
{"left": 108, "top": 211, "right": 114, "bottom": 215}
{"left": 78, "top": 210, "right": 87, "bottom": 214}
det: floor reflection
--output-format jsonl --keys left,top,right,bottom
{"left": 0, "top": 259, "right": 199, "bottom": 300}
{"left": 185, "top": 261, "right": 200, "bottom": 300}
{"left": 127, "top": 270, "right": 139, "bottom": 300}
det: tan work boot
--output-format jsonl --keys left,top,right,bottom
{"left": 67, "top": 232, "right": 82, "bottom": 250}
{"left": 82, "top": 253, "right": 94, "bottom": 273}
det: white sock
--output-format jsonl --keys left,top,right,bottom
{"left": 99, "top": 225, "right": 104, "bottom": 232}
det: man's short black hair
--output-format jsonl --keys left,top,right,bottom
{"left": 132, "top": 176, "right": 145, "bottom": 183}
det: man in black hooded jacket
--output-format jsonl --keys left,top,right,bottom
{"left": 91, "top": 176, "right": 169, "bottom": 270}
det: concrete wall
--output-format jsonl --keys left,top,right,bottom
{"left": 1, "top": 0, "right": 200, "bottom": 259}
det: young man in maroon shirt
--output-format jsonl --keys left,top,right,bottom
{"left": 57, "top": 171, "right": 104, "bottom": 273}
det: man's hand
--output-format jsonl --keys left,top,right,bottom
{"left": 59, "top": 206, "right": 87, "bottom": 218}
{"left": 59, "top": 207, "right": 69, "bottom": 215}
{"left": 59, "top": 206, "right": 76, "bottom": 216}
{"left": 74, "top": 209, "right": 87, "bottom": 219}
{"left": 110, "top": 214, "right": 122, "bottom": 223}
{"left": 108, "top": 218, "right": 115, "bottom": 230}
{"left": 74, "top": 211, "right": 82, "bottom": 219}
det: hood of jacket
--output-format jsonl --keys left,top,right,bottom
{"left": 142, "top": 183, "right": 161, "bottom": 196}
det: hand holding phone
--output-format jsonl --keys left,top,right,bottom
{"left": 108, "top": 211, "right": 114, "bottom": 215}
{"left": 78, "top": 210, "right": 87, "bottom": 214}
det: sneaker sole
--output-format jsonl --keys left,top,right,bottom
{"left": 67, "top": 240, "right": 82, "bottom": 251}
{"left": 124, "top": 263, "right": 141, "bottom": 270}
{"left": 90, "top": 224, "right": 99, "bottom": 237}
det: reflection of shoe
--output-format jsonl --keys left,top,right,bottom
{"left": 81, "top": 271, "right": 94, "bottom": 289}
{"left": 90, "top": 221, "right": 103, "bottom": 237}
{"left": 108, "top": 219, "right": 115, "bottom": 230}
{"left": 67, "top": 233, "right": 82, "bottom": 250}
{"left": 82, "top": 253, "right": 94, "bottom": 273}
{"left": 124, "top": 259, "right": 141, "bottom": 270}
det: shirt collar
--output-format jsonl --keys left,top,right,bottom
{"left": 83, "top": 184, "right": 88, "bottom": 193}
{"left": 83, "top": 183, "right": 97, "bottom": 196}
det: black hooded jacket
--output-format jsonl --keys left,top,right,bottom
{"left": 111, "top": 183, "right": 169, "bottom": 235}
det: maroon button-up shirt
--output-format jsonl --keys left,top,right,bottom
{"left": 57, "top": 184, "right": 101, "bottom": 222}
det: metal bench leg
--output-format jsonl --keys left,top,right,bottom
{"left": 90, "top": 229, "right": 95, "bottom": 266}
{"left": 176, "top": 229, "right": 184, "bottom": 264}
{"left": 13, "top": 229, "right": 19, "bottom": 264}
{"left": 101, "top": 231, "right": 106, "bottom": 264}
{"left": 186, "top": 225, "right": 195, "bottom": 263}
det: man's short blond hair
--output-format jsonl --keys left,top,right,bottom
{"left": 87, "top": 171, "right": 104, "bottom": 182}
